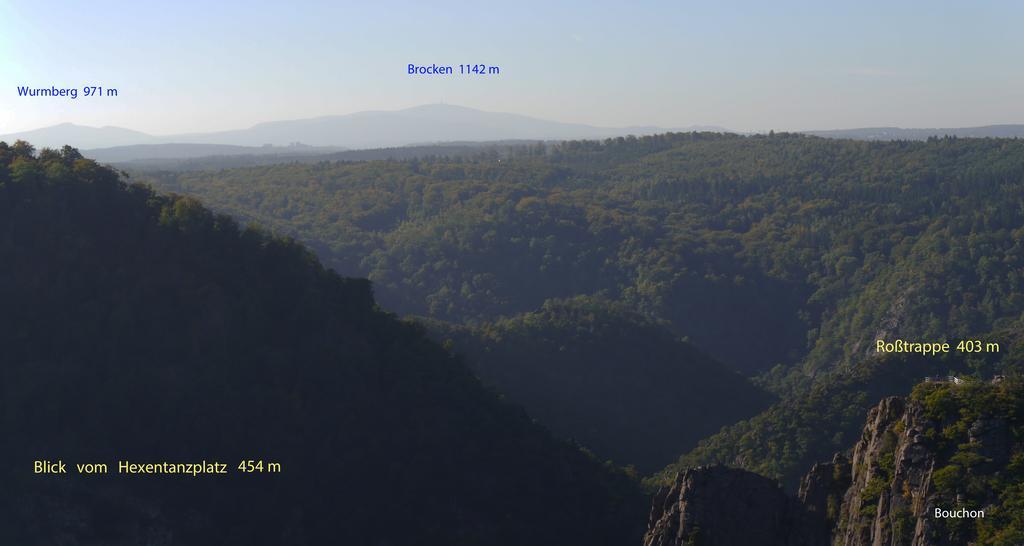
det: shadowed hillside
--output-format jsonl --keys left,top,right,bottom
{"left": 0, "top": 141, "right": 646, "bottom": 546}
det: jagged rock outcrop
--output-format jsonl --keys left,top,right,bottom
{"left": 832, "top": 396, "right": 937, "bottom": 546}
{"left": 645, "top": 383, "right": 1021, "bottom": 546}
{"left": 832, "top": 393, "right": 1009, "bottom": 546}
{"left": 797, "top": 452, "right": 850, "bottom": 527}
{"left": 643, "top": 466, "right": 827, "bottom": 546}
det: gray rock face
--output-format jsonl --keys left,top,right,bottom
{"left": 832, "top": 396, "right": 1008, "bottom": 546}
{"left": 833, "top": 396, "right": 923, "bottom": 546}
{"left": 643, "top": 466, "right": 826, "bottom": 546}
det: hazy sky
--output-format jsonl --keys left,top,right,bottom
{"left": 2, "top": 0, "right": 1022, "bottom": 134}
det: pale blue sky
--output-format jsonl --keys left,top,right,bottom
{"left": 2, "top": 0, "right": 1022, "bottom": 134}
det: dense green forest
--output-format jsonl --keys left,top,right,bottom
{"left": 135, "top": 132, "right": 1024, "bottom": 484}
{"left": 138, "top": 133, "right": 1024, "bottom": 376}
{"left": 0, "top": 142, "right": 646, "bottom": 545}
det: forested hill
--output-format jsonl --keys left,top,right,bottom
{"left": 132, "top": 132, "right": 1024, "bottom": 492}
{"left": 138, "top": 133, "right": 1024, "bottom": 378}
{"left": 0, "top": 142, "right": 646, "bottom": 545}
{"left": 419, "top": 296, "right": 775, "bottom": 473}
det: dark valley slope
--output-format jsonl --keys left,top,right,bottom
{"left": 421, "top": 297, "right": 774, "bottom": 473}
{"left": 0, "top": 141, "right": 646, "bottom": 546}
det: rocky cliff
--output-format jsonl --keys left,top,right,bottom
{"left": 831, "top": 396, "right": 937, "bottom": 545}
{"left": 643, "top": 466, "right": 828, "bottom": 546}
{"left": 644, "top": 379, "right": 1024, "bottom": 546}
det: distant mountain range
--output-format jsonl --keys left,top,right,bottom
{"left": 83, "top": 142, "right": 347, "bottom": 163}
{"left": 2, "top": 123, "right": 158, "bottom": 149}
{"left": 3, "top": 104, "right": 1022, "bottom": 163}
{"left": 0, "top": 104, "right": 725, "bottom": 161}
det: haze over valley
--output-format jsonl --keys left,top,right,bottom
{"left": 6, "top": 1, "right": 1024, "bottom": 544}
